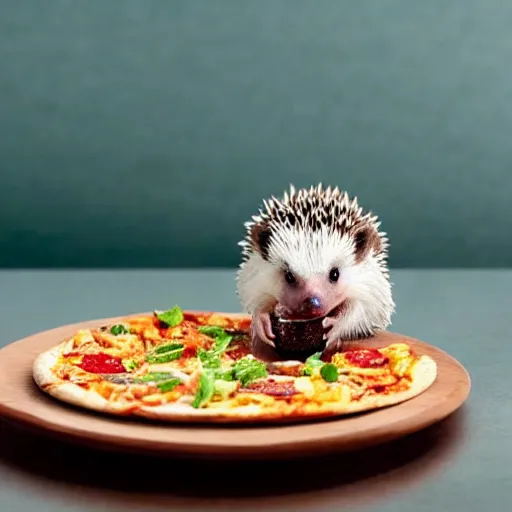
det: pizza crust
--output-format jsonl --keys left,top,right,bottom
{"left": 33, "top": 339, "right": 437, "bottom": 424}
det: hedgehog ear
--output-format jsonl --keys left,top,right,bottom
{"left": 250, "top": 222, "right": 272, "bottom": 260}
{"left": 353, "top": 225, "right": 381, "bottom": 262}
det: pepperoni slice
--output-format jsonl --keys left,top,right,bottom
{"left": 77, "top": 353, "right": 126, "bottom": 374}
{"left": 243, "top": 379, "right": 298, "bottom": 397}
{"left": 182, "top": 346, "right": 197, "bottom": 358}
{"left": 344, "top": 348, "right": 389, "bottom": 368}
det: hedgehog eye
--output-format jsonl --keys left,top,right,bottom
{"left": 284, "top": 270, "right": 297, "bottom": 285}
{"left": 329, "top": 267, "right": 340, "bottom": 283}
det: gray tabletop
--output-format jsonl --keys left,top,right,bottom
{"left": 0, "top": 269, "right": 508, "bottom": 511}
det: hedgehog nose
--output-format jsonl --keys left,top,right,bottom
{"left": 300, "top": 296, "right": 322, "bottom": 313}
{"left": 309, "top": 297, "right": 321, "bottom": 309}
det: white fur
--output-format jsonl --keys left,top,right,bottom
{"left": 267, "top": 226, "right": 356, "bottom": 278}
{"left": 236, "top": 252, "right": 283, "bottom": 314}
{"left": 326, "top": 257, "right": 395, "bottom": 341}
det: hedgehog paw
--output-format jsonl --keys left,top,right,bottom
{"left": 323, "top": 321, "right": 345, "bottom": 355}
{"left": 322, "top": 316, "right": 338, "bottom": 332}
{"left": 324, "top": 335, "right": 344, "bottom": 353}
{"left": 251, "top": 311, "right": 276, "bottom": 348}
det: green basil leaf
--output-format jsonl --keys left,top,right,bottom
{"left": 192, "top": 372, "right": 215, "bottom": 408}
{"left": 233, "top": 357, "right": 268, "bottom": 387}
{"left": 215, "top": 369, "right": 235, "bottom": 381}
{"left": 198, "top": 349, "right": 221, "bottom": 369}
{"left": 110, "top": 324, "right": 129, "bottom": 335}
{"left": 123, "top": 359, "right": 139, "bottom": 371}
{"left": 157, "top": 378, "right": 182, "bottom": 392}
{"left": 153, "top": 342, "right": 184, "bottom": 354}
{"left": 155, "top": 306, "right": 184, "bottom": 327}
{"left": 146, "top": 346, "right": 184, "bottom": 364}
{"left": 213, "top": 334, "right": 232, "bottom": 353}
{"left": 141, "top": 372, "right": 173, "bottom": 382}
{"left": 302, "top": 352, "right": 324, "bottom": 376}
{"left": 198, "top": 326, "right": 227, "bottom": 337}
{"left": 198, "top": 326, "right": 233, "bottom": 354}
{"left": 196, "top": 326, "right": 234, "bottom": 379}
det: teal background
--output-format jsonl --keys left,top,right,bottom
{"left": 1, "top": 0, "right": 512, "bottom": 269}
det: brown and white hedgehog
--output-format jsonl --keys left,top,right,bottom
{"left": 236, "top": 184, "right": 395, "bottom": 357}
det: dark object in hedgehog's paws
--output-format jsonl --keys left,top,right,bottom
{"left": 270, "top": 313, "right": 327, "bottom": 361}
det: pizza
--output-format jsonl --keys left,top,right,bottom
{"left": 32, "top": 306, "right": 437, "bottom": 423}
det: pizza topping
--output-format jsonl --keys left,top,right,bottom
{"left": 139, "top": 372, "right": 175, "bottom": 383}
{"left": 123, "top": 359, "right": 139, "bottom": 371}
{"left": 225, "top": 342, "right": 251, "bottom": 361}
{"left": 63, "top": 351, "right": 81, "bottom": 359}
{"left": 342, "top": 373, "right": 366, "bottom": 387}
{"left": 156, "top": 378, "right": 182, "bottom": 392}
{"left": 190, "top": 353, "right": 269, "bottom": 407}
{"left": 99, "top": 367, "right": 189, "bottom": 394}
{"left": 101, "top": 374, "right": 138, "bottom": 385}
{"left": 77, "top": 353, "right": 126, "bottom": 374}
{"left": 196, "top": 326, "right": 236, "bottom": 373}
{"left": 193, "top": 350, "right": 234, "bottom": 383}
{"left": 197, "top": 349, "right": 222, "bottom": 370}
{"left": 293, "top": 376, "right": 316, "bottom": 397}
{"left": 145, "top": 343, "right": 184, "bottom": 364}
{"left": 343, "top": 348, "right": 390, "bottom": 368}
{"left": 267, "top": 360, "right": 303, "bottom": 377}
{"left": 243, "top": 379, "right": 298, "bottom": 397}
{"left": 154, "top": 306, "right": 184, "bottom": 327}
{"left": 198, "top": 326, "right": 233, "bottom": 353}
{"left": 319, "top": 363, "right": 339, "bottom": 382}
{"left": 350, "top": 371, "right": 399, "bottom": 391}
{"left": 192, "top": 373, "right": 215, "bottom": 408}
{"left": 198, "top": 325, "right": 228, "bottom": 338}
{"left": 180, "top": 346, "right": 196, "bottom": 357}
{"left": 379, "top": 344, "right": 414, "bottom": 377}
{"left": 232, "top": 356, "right": 268, "bottom": 386}
{"left": 164, "top": 321, "right": 203, "bottom": 343}
{"left": 153, "top": 342, "right": 184, "bottom": 355}
{"left": 300, "top": 353, "right": 341, "bottom": 383}
{"left": 390, "top": 357, "right": 414, "bottom": 378}
{"left": 110, "top": 324, "right": 129, "bottom": 335}
{"left": 301, "top": 352, "right": 324, "bottom": 376}
{"left": 213, "top": 379, "right": 238, "bottom": 400}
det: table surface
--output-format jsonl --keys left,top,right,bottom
{"left": 0, "top": 269, "right": 507, "bottom": 512}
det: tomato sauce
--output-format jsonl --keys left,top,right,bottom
{"left": 344, "top": 348, "right": 389, "bottom": 368}
{"left": 226, "top": 343, "right": 251, "bottom": 361}
{"left": 182, "top": 346, "right": 197, "bottom": 358}
{"left": 77, "top": 353, "right": 126, "bottom": 374}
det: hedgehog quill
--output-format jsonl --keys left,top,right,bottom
{"left": 236, "top": 184, "right": 395, "bottom": 359}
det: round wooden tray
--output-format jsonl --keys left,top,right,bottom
{"left": 0, "top": 313, "right": 471, "bottom": 460}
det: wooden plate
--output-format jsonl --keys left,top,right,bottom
{"left": 0, "top": 313, "right": 470, "bottom": 460}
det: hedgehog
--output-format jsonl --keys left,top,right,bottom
{"left": 235, "top": 183, "right": 395, "bottom": 358}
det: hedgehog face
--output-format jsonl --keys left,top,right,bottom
{"left": 274, "top": 265, "right": 347, "bottom": 321}
{"left": 236, "top": 184, "right": 395, "bottom": 338}
{"left": 264, "top": 223, "right": 387, "bottom": 323}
